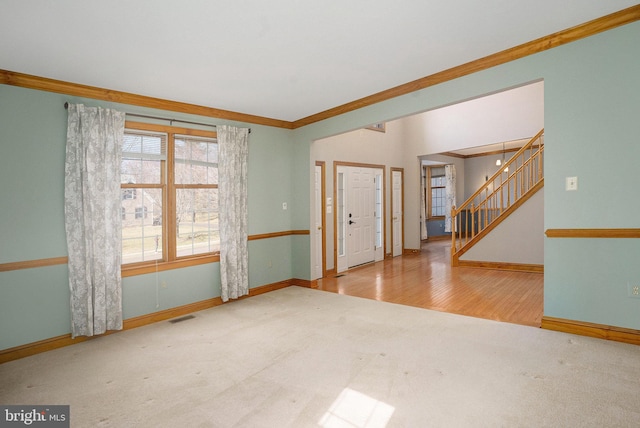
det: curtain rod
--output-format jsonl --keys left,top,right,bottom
{"left": 63, "top": 102, "right": 250, "bottom": 133}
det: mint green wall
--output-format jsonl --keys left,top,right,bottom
{"left": 121, "top": 263, "right": 220, "bottom": 320}
{"left": 247, "top": 125, "right": 295, "bottom": 234}
{"left": 0, "top": 265, "right": 70, "bottom": 348}
{"left": 294, "top": 21, "right": 640, "bottom": 329}
{"left": 0, "top": 85, "right": 68, "bottom": 262}
{"left": 290, "top": 129, "right": 311, "bottom": 280}
{"left": 248, "top": 238, "right": 292, "bottom": 286}
{"left": 542, "top": 22, "right": 640, "bottom": 328}
{"left": 543, "top": 25, "right": 640, "bottom": 226}
{"left": 0, "top": 85, "right": 298, "bottom": 350}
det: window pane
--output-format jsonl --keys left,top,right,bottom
{"left": 122, "top": 188, "right": 163, "bottom": 264}
{"left": 122, "top": 158, "right": 163, "bottom": 185}
{"left": 123, "top": 132, "right": 166, "bottom": 156}
{"left": 431, "top": 187, "right": 446, "bottom": 217}
{"left": 176, "top": 188, "right": 219, "bottom": 257}
{"left": 431, "top": 175, "right": 445, "bottom": 187}
{"left": 122, "top": 131, "right": 166, "bottom": 184}
{"left": 175, "top": 136, "right": 218, "bottom": 185}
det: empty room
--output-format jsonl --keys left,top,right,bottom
{"left": 1, "top": 1, "right": 640, "bottom": 426}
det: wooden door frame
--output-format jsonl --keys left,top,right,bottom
{"left": 315, "top": 161, "right": 327, "bottom": 278}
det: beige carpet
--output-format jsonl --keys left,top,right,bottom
{"left": 1, "top": 286, "right": 639, "bottom": 427}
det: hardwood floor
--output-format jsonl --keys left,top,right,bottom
{"left": 316, "top": 239, "right": 544, "bottom": 327}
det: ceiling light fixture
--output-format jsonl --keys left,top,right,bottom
{"left": 496, "top": 142, "right": 509, "bottom": 173}
{"left": 496, "top": 142, "right": 505, "bottom": 167}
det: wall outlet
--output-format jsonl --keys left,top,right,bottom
{"left": 627, "top": 283, "right": 640, "bottom": 299}
{"left": 161, "top": 281, "right": 168, "bottom": 289}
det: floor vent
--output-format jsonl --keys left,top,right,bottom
{"left": 334, "top": 274, "right": 346, "bottom": 278}
{"left": 168, "top": 315, "right": 195, "bottom": 324}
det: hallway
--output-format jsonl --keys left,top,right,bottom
{"left": 317, "top": 239, "right": 544, "bottom": 327}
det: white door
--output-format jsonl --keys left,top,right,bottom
{"left": 392, "top": 169, "right": 403, "bottom": 257}
{"left": 314, "top": 164, "right": 323, "bottom": 279}
{"left": 347, "top": 167, "right": 375, "bottom": 267}
{"left": 374, "top": 170, "right": 384, "bottom": 262}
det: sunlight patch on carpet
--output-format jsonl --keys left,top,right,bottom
{"left": 319, "top": 387, "right": 395, "bottom": 428}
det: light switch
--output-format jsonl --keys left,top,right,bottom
{"left": 282, "top": 202, "right": 287, "bottom": 210}
{"left": 566, "top": 176, "right": 578, "bottom": 191}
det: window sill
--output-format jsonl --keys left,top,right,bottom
{"left": 122, "top": 254, "right": 220, "bottom": 277}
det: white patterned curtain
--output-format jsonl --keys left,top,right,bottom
{"left": 218, "top": 125, "right": 250, "bottom": 302}
{"left": 64, "top": 104, "right": 125, "bottom": 338}
{"left": 444, "top": 164, "right": 456, "bottom": 233}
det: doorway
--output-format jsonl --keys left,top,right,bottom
{"left": 335, "top": 164, "right": 384, "bottom": 273}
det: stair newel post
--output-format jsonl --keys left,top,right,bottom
{"left": 457, "top": 206, "right": 461, "bottom": 250}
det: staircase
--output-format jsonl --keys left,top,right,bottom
{"left": 451, "top": 129, "right": 544, "bottom": 266}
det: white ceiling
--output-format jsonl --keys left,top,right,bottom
{"left": 1, "top": 1, "right": 637, "bottom": 123}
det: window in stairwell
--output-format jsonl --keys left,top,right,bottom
{"left": 428, "top": 166, "right": 446, "bottom": 218}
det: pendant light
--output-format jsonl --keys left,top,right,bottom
{"left": 495, "top": 142, "right": 509, "bottom": 173}
{"left": 496, "top": 142, "right": 505, "bottom": 166}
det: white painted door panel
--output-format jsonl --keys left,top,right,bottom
{"left": 348, "top": 167, "right": 375, "bottom": 267}
{"left": 392, "top": 169, "right": 403, "bottom": 257}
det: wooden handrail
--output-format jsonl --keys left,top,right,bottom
{"left": 451, "top": 129, "right": 544, "bottom": 264}
{"left": 455, "top": 128, "right": 544, "bottom": 214}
